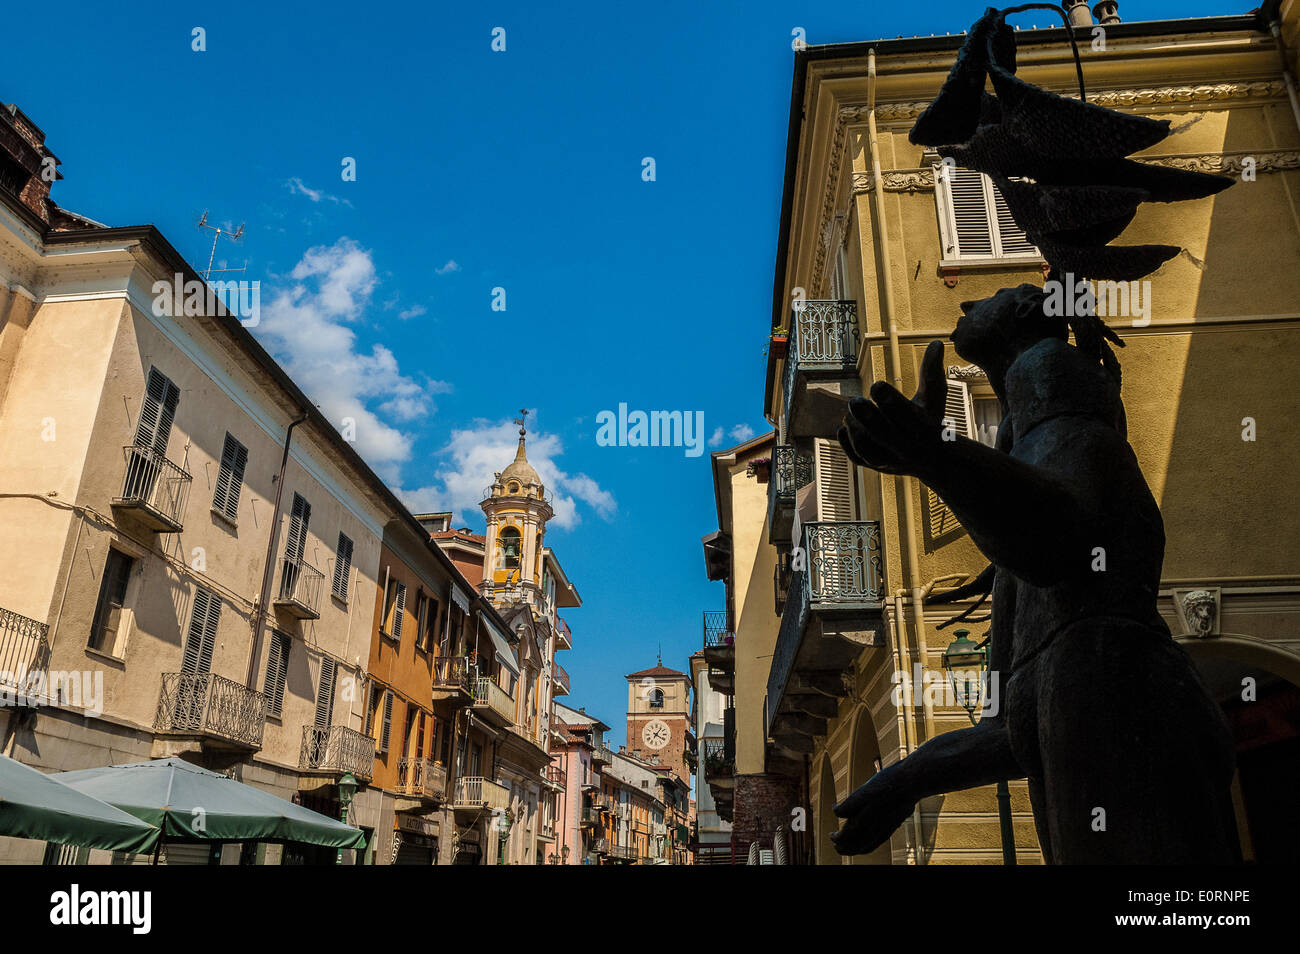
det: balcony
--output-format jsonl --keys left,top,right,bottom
{"left": 703, "top": 738, "right": 735, "bottom": 788}
{"left": 780, "top": 300, "right": 860, "bottom": 439}
{"left": 767, "top": 520, "right": 885, "bottom": 766}
{"left": 396, "top": 756, "right": 447, "bottom": 802}
{"left": 470, "top": 675, "right": 517, "bottom": 728}
{"left": 274, "top": 556, "right": 324, "bottom": 620}
{"left": 432, "top": 655, "right": 473, "bottom": 704}
{"left": 707, "top": 667, "right": 734, "bottom": 696}
{"left": 299, "top": 724, "right": 376, "bottom": 782}
{"left": 606, "top": 843, "right": 636, "bottom": 862}
{"left": 768, "top": 445, "right": 814, "bottom": 545}
{"left": 580, "top": 806, "right": 602, "bottom": 828}
{"left": 592, "top": 743, "right": 614, "bottom": 766}
{"left": 453, "top": 776, "right": 509, "bottom": 814}
{"left": 544, "top": 764, "right": 567, "bottom": 791}
{"left": 702, "top": 611, "right": 734, "bottom": 671}
{"left": 774, "top": 550, "right": 793, "bottom": 616}
{"left": 555, "top": 616, "right": 573, "bottom": 651}
{"left": 589, "top": 834, "right": 609, "bottom": 855}
{"left": 154, "top": 672, "right": 266, "bottom": 751}
{"left": 112, "top": 444, "right": 192, "bottom": 533}
{"left": 0, "top": 607, "right": 49, "bottom": 699}
{"left": 553, "top": 661, "right": 570, "bottom": 697}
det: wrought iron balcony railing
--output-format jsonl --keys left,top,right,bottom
{"left": 0, "top": 607, "right": 49, "bottom": 695}
{"left": 300, "top": 724, "right": 375, "bottom": 781}
{"left": 470, "top": 675, "right": 516, "bottom": 725}
{"left": 703, "top": 738, "right": 735, "bottom": 779}
{"left": 432, "top": 655, "right": 471, "bottom": 691}
{"left": 702, "top": 610, "right": 733, "bottom": 650}
{"left": 555, "top": 616, "right": 573, "bottom": 650}
{"left": 780, "top": 300, "right": 859, "bottom": 437}
{"left": 113, "top": 444, "right": 192, "bottom": 533}
{"left": 397, "top": 756, "right": 446, "bottom": 800}
{"left": 545, "top": 764, "right": 567, "bottom": 789}
{"left": 553, "top": 661, "right": 570, "bottom": 696}
{"left": 606, "top": 844, "right": 635, "bottom": 861}
{"left": 155, "top": 672, "right": 266, "bottom": 749}
{"left": 453, "top": 775, "right": 509, "bottom": 812}
{"left": 276, "top": 556, "right": 324, "bottom": 619}
{"left": 768, "top": 445, "right": 814, "bottom": 544}
{"left": 592, "top": 743, "right": 614, "bottom": 765}
{"left": 801, "top": 521, "right": 885, "bottom": 605}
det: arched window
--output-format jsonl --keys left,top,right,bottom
{"left": 499, "top": 527, "right": 521, "bottom": 569}
{"left": 650, "top": 688, "right": 664, "bottom": 709}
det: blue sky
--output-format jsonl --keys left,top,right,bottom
{"left": 9, "top": 0, "right": 1241, "bottom": 745}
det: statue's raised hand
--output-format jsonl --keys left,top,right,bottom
{"left": 838, "top": 339, "right": 948, "bottom": 477}
{"left": 830, "top": 762, "right": 917, "bottom": 856}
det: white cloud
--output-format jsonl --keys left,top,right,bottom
{"left": 708, "top": 427, "right": 724, "bottom": 447}
{"left": 398, "top": 304, "right": 427, "bottom": 320}
{"left": 395, "top": 417, "right": 616, "bottom": 530}
{"left": 286, "top": 177, "right": 353, "bottom": 208}
{"left": 730, "top": 423, "right": 755, "bottom": 442}
{"left": 435, "top": 260, "right": 461, "bottom": 275}
{"left": 254, "top": 238, "right": 431, "bottom": 480}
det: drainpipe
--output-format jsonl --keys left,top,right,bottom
{"left": 1270, "top": 19, "right": 1300, "bottom": 136}
{"left": 867, "top": 50, "right": 932, "bottom": 743}
{"left": 246, "top": 410, "right": 309, "bottom": 688}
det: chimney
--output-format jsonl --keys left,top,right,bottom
{"left": 0, "top": 103, "right": 59, "bottom": 225}
{"left": 1064, "top": 0, "right": 1094, "bottom": 26}
{"left": 1092, "top": 1, "right": 1120, "bottom": 24}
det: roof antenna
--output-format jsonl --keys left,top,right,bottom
{"left": 196, "top": 211, "right": 247, "bottom": 281}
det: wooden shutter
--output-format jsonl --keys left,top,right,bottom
{"left": 946, "top": 166, "right": 994, "bottom": 258}
{"left": 314, "top": 657, "right": 337, "bottom": 728}
{"left": 332, "top": 533, "right": 353, "bottom": 600}
{"left": 212, "top": 433, "right": 247, "bottom": 522}
{"left": 379, "top": 690, "right": 394, "bottom": 753}
{"left": 991, "top": 184, "right": 1036, "bottom": 256}
{"left": 264, "top": 630, "right": 290, "bottom": 717}
{"left": 814, "top": 439, "right": 855, "bottom": 522}
{"left": 391, "top": 582, "right": 407, "bottom": 640}
{"left": 135, "top": 368, "right": 181, "bottom": 455}
{"left": 181, "top": 588, "right": 221, "bottom": 675}
{"left": 285, "top": 494, "right": 311, "bottom": 562}
{"left": 942, "top": 379, "right": 976, "bottom": 440}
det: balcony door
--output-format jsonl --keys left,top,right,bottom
{"left": 809, "top": 440, "right": 861, "bottom": 600}
{"left": 177, "top": 588, "right": 221, "bottom": 727}
{"left": 126, "top": 368, "right": 180, "bottom": 505}
{"left": 282, "top": 493, "right": 312, "bottom": 596}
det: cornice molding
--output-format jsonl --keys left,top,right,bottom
{"left": 810, "top": 80, "right": 1290, "bottom": 290}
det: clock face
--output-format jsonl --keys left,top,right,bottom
{"left": 642, "top": 719, "right": 671, "bottom": 750}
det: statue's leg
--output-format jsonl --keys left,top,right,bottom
{"left": 1035, "top": 622, "right": 1240, "bottom": 864}
{"left": 1027, "top": 777, "right": 1054, "bottom": 864}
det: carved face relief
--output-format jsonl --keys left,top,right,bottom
{"left": 1182, "top": 590, "right": 1217, "bottom": 637}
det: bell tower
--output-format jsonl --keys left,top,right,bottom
{"left": 626, "top": 658, "right": 692, "bottom": 783}
{"left": 481, "top": 410, "right": 554, "bottom": 611}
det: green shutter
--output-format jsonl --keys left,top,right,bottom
{"left": 181, "top": 588, "right": 221, "bottom": 676}
{"left": 212, "top": 433, "right": 248, "bottom": 522}
{"left": 314, "top": 657, "right": 337, "bottom": 728}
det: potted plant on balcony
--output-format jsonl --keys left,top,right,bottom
{"left": 769, "top": 326, "right": 789, "bottom": 359}
{"left": 746, "top": 456, "right": 771, "bottom": 483}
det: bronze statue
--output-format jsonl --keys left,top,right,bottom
{"left": 829, "top": 6, "right": 1240, "bottom": 863}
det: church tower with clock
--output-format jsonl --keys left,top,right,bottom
{"left": 626, "top": 659, "right": 692, "bottom": 783}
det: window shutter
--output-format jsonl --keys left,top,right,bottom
{"left": 285, "top": 494, "right": 311, "bottom": 562}
{"left": 136, "top": 368, "right": 181, "bottom": 455}
{"left": 265, "top": 630, "right": 290, "bottom": 717}
{"left": 181, "top": 588, "right": 221, "bottom": 676}
{"left": 212, "top": 433, "right": 247, "bottom": 521}
{"left": 942, "top": 379, "right": 976, "bottom": 440}
{"left": 947, "top": 166, "right": 994, "bottom": 258}
{"left": 379, "top": 690, "right": 394, "bottom": 753}
{"left": 392, "top": 582, "right": 407, "bottom": 640}
{"left": 332, "top": 533, "right": 353, "bottom": 600}
{"left": 991, "top": 185, "right": 1036, "bottom": 256}
{"left": 314, "top": 657, "right": 337, "bottom": 728}
{"left": 813, "top": 439, "right": 855, "bottom": 522}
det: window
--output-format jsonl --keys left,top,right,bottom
{"left": 314, "top": 657, "right": 337, "bottom": 728}
{"left": 88, "top": 549, "right": 135, "bottom": 656}
{"left": 415, "top": 591, "right": 439, "bottom": 652}
{"left": 181, "top": 587, "right": 222, "bottom": 676}
{"left": 332, "top": 533, "right": 353, "bottom": 601}
{"left": 383, "top": 578, "right": 407, "bottom": 640}
{"left": 281, "top": 494, "right": 312, "bottom": 597}
{"left": 212, "top": 433, "right": 247, "bottom": 523}
{"left": 264, "top": 630, "right": 290, "bottom": 717}
{"left": 650, "top": 689, "right": 664, "bottom": 709}
{"left": 135, "top": 367, "right": 180, "bottom": 456}
{"left": 499, "top": 527, "right": 521, "bottom": 570}
{"left": 933, "top": 160, "right": 1038, "bottom": 263}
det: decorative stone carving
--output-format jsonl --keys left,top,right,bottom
{"left": 1175, "top": 588, "right": 1221, "bottom": 638}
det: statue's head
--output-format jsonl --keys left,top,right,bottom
{"left": 951, "top": 283, "right": 1068, "bottom": 374}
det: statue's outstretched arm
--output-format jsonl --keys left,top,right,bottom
{"left": 830, "top": 718, "right": 1022, "bottom": 855}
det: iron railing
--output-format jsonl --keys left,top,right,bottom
{"left": 592, "top": 743, "right": 614, "bottom": 764}
{"left": 299, "top": 724, "right": 375, "bottom": 780}
{"left": 606, "top": 844, "right": 635, "bottom": 861}
{"left": 703, "top": 738, "right": 734, "bottom": 778}
{"left": 453, "top": 775, "right": 509, "bottom": 811}
{"left": 470, "top": 675, "right": 516, "bottom": 724}
{"left": 433, "top": 655, "right": 471, "bottom": 690}
{"left": 397, "top": 756, "right": 446, "bottom": 800}
{"left": 555, "top": 616, "right": 573, "bottom": 649}
{"left": 702, "top": 611, "right": 733, "bottom": 650}
{"left": 802, "top": 521, "right": 884, "bottom": 604}
{"left": 553, "top": 662, "right": 570, "bottom": 695}
{"left": 277, "top": 556, "right": 324, "bottom": 617}
{"left": 545, "top": 764, "right": 567, "bottom": 789}
{"left": 771, "top": 445, "right": 814, "bottom": 502}
{"left": 115, "top": 444, "right": 192, "bottom": 531}
{"left": 781, "top": 300, "right": 859, "bottom": 425}
{"left": 0, "top": 607, "right": 49, "bottom": 694}
{"left": 155, "top": 672, "right": 266, "bottom": 749}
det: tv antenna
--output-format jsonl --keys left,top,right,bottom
{"left": 196, "top": 211, "right": 247, "bottom": 281}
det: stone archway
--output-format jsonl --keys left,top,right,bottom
{"left": 848, "top": 707, "right": 892, "bottom": 864}
{"left": 816, "top": 755, "right": 839, "bottom": 865}
{"left": 1179, "top": 634, "right": 1300, "bottom": 863}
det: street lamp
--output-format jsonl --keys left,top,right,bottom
{"left": 336, "top": 772, "right": 358, "bottom": 866}
{"left": 941, "top": 629, "right": 1016, "bottom": 866}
